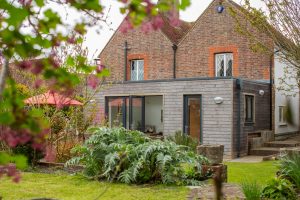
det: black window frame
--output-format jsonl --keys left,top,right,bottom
{"left": 245, "top": 94, "right": 255, "bottom": 123}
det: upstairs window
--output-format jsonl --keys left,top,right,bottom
{"left": 245, "top": 95, "right": 255, "bottom": 123}
{"left": 215, "top": 53, "right": 233, "bottom": 77}
{"left": 130, "top": 60, "right": 144, "bottom": 81}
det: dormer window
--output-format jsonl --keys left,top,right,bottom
{"left": 215, "top": 53, "right": 233, "bottom": 77}
{"left": 130, "top": 60, "right": 144, "bottom": 81}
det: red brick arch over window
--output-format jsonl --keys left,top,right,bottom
{"left": 127, "top": 54, "right": 149, "bottom": 81}
{"left": 208, "top": 46, "right": 239, "bottom": 77}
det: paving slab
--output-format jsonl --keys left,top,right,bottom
{"left": 227, "top": 156, "right": 264, "bottom": 163}
{"left": 187, "top": 183, "right": 245, "bottom": 200}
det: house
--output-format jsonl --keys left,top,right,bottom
{"left": 95, "top": 0, "right": 299, "bottom": 158}
{"left": 274, "top": 54, "right": 300, "bottom": 136}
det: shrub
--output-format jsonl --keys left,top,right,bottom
{"left": 261, "top": 177, "right": 297, "bottom": 200}
{"left": 12, "top": 143, "right": 44, "bottom": 166}
{"left": 66, "top": 127, "right": 209, "bottom": 185}
{"left": 167, "top": 131, "right": 198, "bottom": 152}
{"left": 241, "top": 181, "right": 262, "bottom": 200}
{"left": 279, "top": 152, "right": 300, "bottom": 189}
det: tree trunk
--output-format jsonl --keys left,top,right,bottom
{"left": 0, "top": 59, "right": 9, "bottom": 97}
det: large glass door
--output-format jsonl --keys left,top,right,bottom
{"left": 106, "top": 96, "right": 145, "bottom": 131}
{"left": 184, "top": 95, "right": 202, "bottom": 143}
{"left": 129, "top": 96, "right": 145, "bottom": 131}
{"left": 106, "top": 97, "right": 129, "bottom": 129}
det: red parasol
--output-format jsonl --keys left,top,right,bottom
{"left": 24, "top": 91, "right": 83, "bottom": 106}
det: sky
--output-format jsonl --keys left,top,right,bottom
{"left": 81, "top": 0, "right": 265, "bottom": 60}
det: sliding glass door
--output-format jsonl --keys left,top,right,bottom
{"left": 106, "top": 97, "right": 129, "bottom": 128}
{"left": 129, "top": 96, "right": 145, "bottom": 131}
{"left": 106, "top": 96, "right": 145, "bottom": 131}
{"left": 183, "top": 95, "right": 202, "bottom": 143}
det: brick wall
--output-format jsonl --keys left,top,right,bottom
{"left": 176, "top": 0, "right": 272, "bottom": 80}
{"left": 232, "top": 80, "right": 271, "bottom": 157}
{"left": 95, "top": 78, "right": 234, "bottom": 157}
{"left": 99, "top": 0, "right": 273, "bottom": 82}
{"left": 99, "top": 25, "right": 174, "bottom": 81}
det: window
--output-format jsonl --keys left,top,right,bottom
{"left": 215, "top": 53, "right": 233, "bottom": 77}
{"left": 279, "top": 106, "right": 287, "bottom": 124}
{"left": 245, "top": 95, "right": 254, "bottom": 123}
{"left": 130, "top": 60, "right": 144, "bottom": 81}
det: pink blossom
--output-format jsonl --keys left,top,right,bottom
{"left": 96, "top": 64, "right": 105, "bottom": 73}
{"left": 67, "top": 36, "right": 76, "bottom": 44}
{"left": 18, "top": 60, "right": 32, "bottom": 70}
{"left": 34, "top": 79, "right": 43, "bottom": 89}
{"left": 169, "top": 14, "right": 181, "bottom": 27}
{"left": 0, "top": 164, "right": 22, "bottom": 183}
{"left": 141, "top": 22, "right": 153, "bottom": 34}
{"left": 152, "top": 16, "right": 164, "bottom": 30}
{"left": 31, "top": 61, "right": 44, "bottom": 74}
{"left": 18, "top": 0, "right": 32, "bottom": 7}
{"left": 87, "top": 74, "right": 99, "bottom": 89}
{"left": 49, "top": 56, "right": 60, "bottom": 68}
{"left": 120, "top": 18, "right": 133, "bottom": 33}
{"left": 144, "top": 0, "right": 154, "bottom": 14}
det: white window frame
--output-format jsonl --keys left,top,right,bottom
{"left": 279, "top": 106, "right": 287, "bottom": 125}
{"left": 130, "top": 59, "right": 144, "bottom": 81}
{"left": 215, "top": 53, "right": 233, "bottom": 77}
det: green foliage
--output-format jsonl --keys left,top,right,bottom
{"left": 0, "top": 0, "right": 192, "bottom": 183}
{"left": 12, "top": 144, "right": 44, "bottom": 166}
{"left": 261, "top": 177, "right": 297, "bottom": 200}
{"left": 0, "top": 78, "right": 48, "bottom": 132}
{"left": 279, "top": 152, "right": 300, "bottom": 189}
{"left": 241, "top": 181, "right": 262, "bottom": 200}
{"left": 15, "top": 83, "right": 31, "bottom": 98}
{"left": 66, "top": 127, "right": 208, "bottom": 185}
{"left": 167, "top": 131, "right": 198, "bottom": 152}
{"left": 0, "top": 152, "right": 27, "bottom": 170}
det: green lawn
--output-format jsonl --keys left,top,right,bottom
{"left": 226, "top": 161, "right": 278, "bottom": 185}
{"left": 0, "top": 173, "right": 188, "bottom": 200}
{"left": 0, "top": 161, "right": 278, "bottom": 200}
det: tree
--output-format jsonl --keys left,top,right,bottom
{"left": 230, "top": 0, "right": 300, "bottom": 93}
{"left": 0, "top": 0, "right": 191, "bottom": 182}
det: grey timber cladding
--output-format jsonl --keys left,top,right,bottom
{"left": 232, "top": 80, "right": 271, "bottom": 157}
{"left": 95, "top": 79, "right": 234, "bottom": 157}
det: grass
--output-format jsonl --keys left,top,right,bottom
{"left": 0, "top": 161, "right": 278, "bottom": 200}
{"left": 241, "top": 181, "right": 262, "bottom": 200}
{"left": 226, "top": 161, "right": 278, "bottom": 185}
{"left": 0, "top": 172, "right": 189, "bottom": 200}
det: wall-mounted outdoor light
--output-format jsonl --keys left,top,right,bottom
{"left": 216, "top": 0, "right": 224, "bottom": 13}
{"left": 259, "top": 90, "right": 265, "bottom": 96}
{"left": 214, "top": 97, "right": 224, "bottom": 104}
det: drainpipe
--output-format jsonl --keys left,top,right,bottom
{"left": 269, "top": 55, "right": 273, "bottom": 131}
{"left": 172, "top": 44, "right": 177, "bottom": 79}
{"left": 236, "top": 78, "right": 242, "bottom": 158}
{"left": 124, "top": 41, "right": 129, "bottom": 81}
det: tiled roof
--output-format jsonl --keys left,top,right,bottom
{"left": 160, "top": 15, "right": 194, "bottom": 45}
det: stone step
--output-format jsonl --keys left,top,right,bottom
{"left": 264, "top": 140, "right": 300, "bottom": 148}
{"left": 250, "top": 147, "right": 281, "bottom": 156}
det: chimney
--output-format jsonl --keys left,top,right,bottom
{"left": 158, "top": 0, "right": 180, "bottom": 19}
